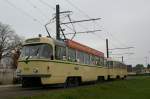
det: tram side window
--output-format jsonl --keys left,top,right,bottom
{"left": 124, "top": 65, "right": 127, "bottom": 69}
{"left": 114, "top": 62, "right": 119, "bottom": 68}
{"left": 77, "top": 51, "right": 84, "bottom": 64}
{"left": 95, "top": 56, "right": 100, "bottom": 65}
{"left": 113, "top": 61, "right": 117, "bottom": 68}
{"left": 122, "top": 63, "right": 126, "bottom": 69}
{"left": 108, "top": 61, "right": 113, "bottom": 68}
{"left": 120, "top": 63, "right": 124, "bottom": 69}
{"left": 99, "top": 57, "right": 104, "bottom": 66}
{"left": 55, "top": 46, "right": 66, "bottom": 60}
{"left": 84, "top": 53, "right": 90, "bottom": 64}
{"left": 119, "top": 63, "right": 122, "bottom": 69}
{"left": 68, "top": 48, "right": 76, "bottom": 62}
{"left": 90, "top": 55, "right": 94, "bottom": 65}
{"left": 90, "top": 55, "right": 98, "bottom": 65}
{"left": 116, "top": 62, "right": 120, "bottom": 69}
{"left": 104, "top": 59, "right": 107, "bottom": 67}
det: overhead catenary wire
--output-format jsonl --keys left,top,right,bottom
{"left": 61, "top": 17, "right": 105, "bottom": 41}
{"left": 38, "top": 0, "right": 55, "bottom": 10}
{"left": 65, "top": 0, "right": 130, "bottom": 50}
{"left": 64, "top": 30, "right": 101, "bottom": 35}
{"left": 64, "top": 0, "right": 102, "bottom": 29}
{"left": 3, "top": 0, "right": 43, "bottom": 25}
{"left": 67, "top": 15, "right": 77, "bottom": 40}
{"left": 26, "top": 0, "right": 48, "bottom": 19}
{"left": 64, "top": 0, "right": 108, "bottom": 42}
{"left": 5, "top": 0, "right": 126, "bottom": 55}
{"left": 61, "top": 18, "right": 101, "bottom": 25}
{"left": 110, "top": 52, "right": 134, "bottom": 56}
{"left": 101, "top": 32, "right": 128, "bottom": 51}
{"left": 65, "top": 0, "right": 91, "bottom": 19}
{"left": 109, "top": 47, "right": 135, "bottom": 50}
{"left": 60, "top": 17, "right": 101, "bottom": 40}
{"left": 72, "top": 21, "right": 105, "bottom": 42}
{"left": 107, "top": 32, "right": 128, "bottom": 47}
{"left": 57, "top": 1, "right": 125, "bottom": 55}
{"left": 107, "top": 32, "right": 135, "bottom": 57}
{"left": 64, "top": 0, "right": 101, "bottom": 25}
{"left": 3, "top": 0, "right": 118, "bottom": 53}
{"left": 60, "top": 1, "right": 100, "bottom": 28}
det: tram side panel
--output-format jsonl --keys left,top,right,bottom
{"left": 41, "top": 61, "right": 108, "bottom": 84}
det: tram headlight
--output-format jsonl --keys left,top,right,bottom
{"left": 33, "top": 68, "right": 38, "bottom": 73}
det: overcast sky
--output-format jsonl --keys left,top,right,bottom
{"left": 0, "top": 0, "right": 150, "bottom": 66}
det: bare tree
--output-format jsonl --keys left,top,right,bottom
{"left": 0, "top": 22, "right": 22, "bottom": 61}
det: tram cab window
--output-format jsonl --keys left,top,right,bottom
{"left": 20, "top": 44, "right": 53, "bottom": 59}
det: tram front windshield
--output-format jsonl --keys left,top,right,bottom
{"left": 20, "top": 44, "right": 53, "bottom": 59}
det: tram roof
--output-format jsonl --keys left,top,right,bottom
{"left": 65, "top": 39, "right": 104, "bottom": 57}
{"left": 24, "top": 37, "right": 66, "bottom": 46}
{"left": 24, "top": 37, "right": 104, "bottom": 57}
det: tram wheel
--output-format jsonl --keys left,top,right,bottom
{"left": 64, "top": 77, "right": 79, "bottom": 88}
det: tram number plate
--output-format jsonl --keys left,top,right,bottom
{"left": 24, "top": 67, "right": 29, "bottom": 71}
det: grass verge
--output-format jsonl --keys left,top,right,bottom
{"left": 17, "top": 76, "right": 150, "bottom": 99}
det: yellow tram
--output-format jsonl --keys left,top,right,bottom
{"left": 16, "top": 36, "right": 127, "bottom": 87}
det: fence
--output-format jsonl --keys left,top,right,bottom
{"left": 0, "top": 66, "right": 17, "bottom": 85}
